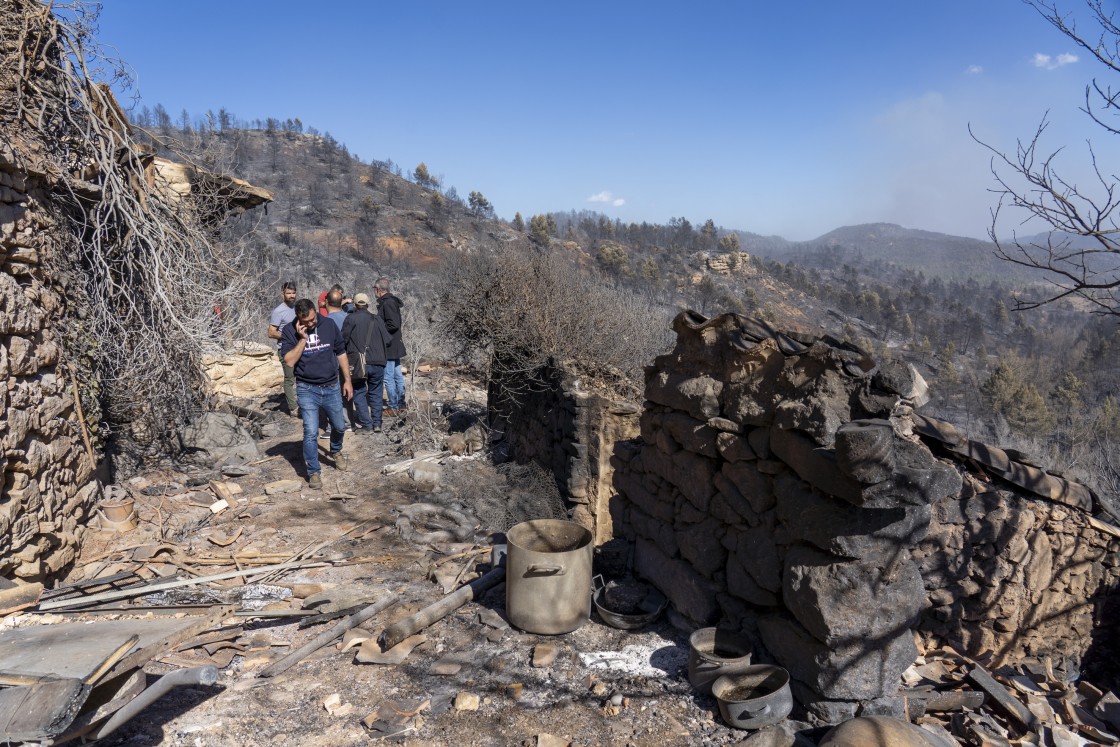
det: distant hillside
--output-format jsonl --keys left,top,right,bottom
{"left": 759, "top": 222, "right": 1021, "bottom": 282}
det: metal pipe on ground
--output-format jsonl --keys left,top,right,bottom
{"left": 378, "top": 565, "right": 505, "bottom": 652}
{"left": 91, "top": 666, "right": 218, "bottom": 740}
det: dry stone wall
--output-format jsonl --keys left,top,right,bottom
{"left": 0, "top": 146, "right": 100, "bottom": 583}
{"left": 489, "top": 361, "right": 640, "bottom": 544}
{"left": 610, "top": 311, "right": 1120, "bottom": 723}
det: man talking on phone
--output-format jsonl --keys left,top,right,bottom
{"left": 280, "top": 298, "right": 354, "bottom": 489}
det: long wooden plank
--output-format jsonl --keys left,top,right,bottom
{"left": 36, "top": 560, "right": 320, "bottom": 611}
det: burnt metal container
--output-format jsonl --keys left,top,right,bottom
{"left": 712, "top": 665, "right": 793, "bottom": 730}
{"left": 688, "top": 627, "right": 754, "bottom": 695}
{"left": 506, "top": 519, "right": 593, "bottom": 635}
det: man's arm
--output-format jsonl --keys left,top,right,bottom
{"left": 268, "top": 324, "right": 282, "bottom": 341}
{"left": 282, "top": 338, "right": 305, "bottom": 368}
{"left": 337, "top": 352, "right": 353, "bottom": 400}
{"left": 281, "top": 323, "right": 306, "bottom": 368}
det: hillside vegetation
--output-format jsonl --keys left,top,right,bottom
{"left": 133, "top": 108, "right": 1120, "bottom": 497}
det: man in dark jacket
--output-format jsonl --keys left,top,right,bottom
{"left": 342, "top": 292, "right": 391, "bottom": 433}
{"left": 280, "top": 299, "right": 353, "bottom": 489}
{"left": 374, "top": 277, "right": 407, "bottom": 415}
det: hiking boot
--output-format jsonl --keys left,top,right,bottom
{"left": 372, "top": 424, "right": 382, "bottom": 433}
{"left": 308, "top": 473, "right": 322, "bottom": 490}
{"left": 334, "top": 452, "right": 349, "bottom": 471}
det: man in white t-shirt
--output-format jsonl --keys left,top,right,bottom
{"left": 267, "top": 281, "right": 298, "bottom": 416}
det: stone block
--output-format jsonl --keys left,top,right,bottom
{"left": 669, "top": 448, "right": 717, "bottom": 511}
{"left": 727, "top": 551, "right": 779, "bottom": 606}
{"left": 722, "top": 461, "right": 775, "bottom": 515}
{"left": 773, "top": 396, "right": 847, "bottom": 449}
{"left": 721, "top": 347, "right": 787, "bottom": 426}
{"left": 645, "top": 371, "right": 723, "bottom": 421}
{"left": 614, "top": 468, "right": 675, "bottom": 523}
{"left": 676, "top": 518, "right": 726, "bottom": 577}
{"left": 717, "top": 431, "right": 756, "bottom": 462}
{"left": 855, "top": 440, "right": 963, "bottom": 510}
{"left": 819, "top": 716, "right": 953, "bottom": 746}
{"left": 44, "top": 541, "right": 78, "bottom": 575}
{"left": 774, "top": 474, "right": 931, "bottom": 561}
{"left": 0, "top": 273, "right": 41, "bottom": 335}
{"left": 748, "top": 427, "right": 772, "bottom": 459}
{"left": 783, "top": 544, "right": 924, "bottom": 645}
{"left": 9, "top": 512, "right": 37, "bottom": 549}
{"left": 707, "top": 417, "right": 741, "bottom": 433}
{"left": 871, "top": 360, "right": 915, "bottom": 397}
{"left": 179, "top": 411, "right": 260, "bottom": 465}
{"left": 635, "top": 537, "right": 719, "bottom": 625}
{"left": 735, "top": 526, "right": 783, "bottom": 593}
{"left": 770, "top": 426, "right": 862, "bottom": 503}
{"left": 1, "top": 407, "right": 33, "bottom": 450}
{"left": 639, "top": 411, "right": 660, "bottom": 445}
{"left": 629, "top": 507, "right": 678, "bottom": 556}
{"left": 676, "top": 498, "right": 708, "bottom": 524}
{"left": 662, "top": 412, "right": 719, "bottom": 458}
{"left": 710, "top": 490, "right": 748, "bottom": 526}
{"left": 1025, "top": 531, "right": 1053, "bottom": 604}
{"left": 834, "top": 420, "right": 895, "bottom": 485}
{"left": 759, "top": 613, "right": 917, "bottom": 700}
{"left": 654, "top": 429, "right": 679, "bottom": 455}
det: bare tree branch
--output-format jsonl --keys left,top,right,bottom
{"left": 971, "top": 2, "right": 1120, "bottom": 316}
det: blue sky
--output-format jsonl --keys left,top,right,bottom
{"left": 93, "top": 1, "right": 1118, "bottom": 241}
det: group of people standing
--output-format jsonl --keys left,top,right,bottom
{"left": 267, "top": 278, "right": 407, "bottom": 489}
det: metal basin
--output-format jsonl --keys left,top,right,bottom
{"left": 591, "top": 575, "right": 667, "bottom": 630}
{"left": 712, "top": 665, "right": 793, "bottom": 730}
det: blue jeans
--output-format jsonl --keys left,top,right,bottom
{"left": 297, "top": 381, "right": 346, "bottom": 475}
{"left": 385, "top": 359, "right": 406, "bottom": 410}
{"left": 353, "top": 363, "right": 386, "bottom": 429}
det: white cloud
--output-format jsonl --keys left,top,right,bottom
{"left": 966, "top": 64, "right": 983, "bottom": 74}
{"left": 1032, "top": 52, "right": 1078, "bottom": 70}
{"left": 587, "top": 190, "right": 625, "bottom": 207}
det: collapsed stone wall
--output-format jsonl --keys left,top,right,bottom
{"left": 489, "top": 361, "right": 640, "bottom": 544}
{"left": 610, "top": 311, "right": 1120, "bottom": 723}
{"left": 0, "top": 148, "right": 100, "bottom": 582}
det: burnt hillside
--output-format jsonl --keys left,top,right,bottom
{"left": 135, "top": 112, "right": 1119, "bottom": 497}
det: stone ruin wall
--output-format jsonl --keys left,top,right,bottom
{"left": 0, "top": 145, "right": 100, "bottom": 584}
{"left": 607, "top": 311, "right": 1120, "bottom": 723}
{"left": 489, "top": 362, "right": 640, "bottom": 544}
{"left": 0, "top": 4, "right": 103, "bottom": 585}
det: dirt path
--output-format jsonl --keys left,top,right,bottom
{"left": 48, "top": 375, "right": 762, "bottom": 747}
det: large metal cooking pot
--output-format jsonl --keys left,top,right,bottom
{"left": 506, "top": 519, "right": 592, "bottom": 635}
